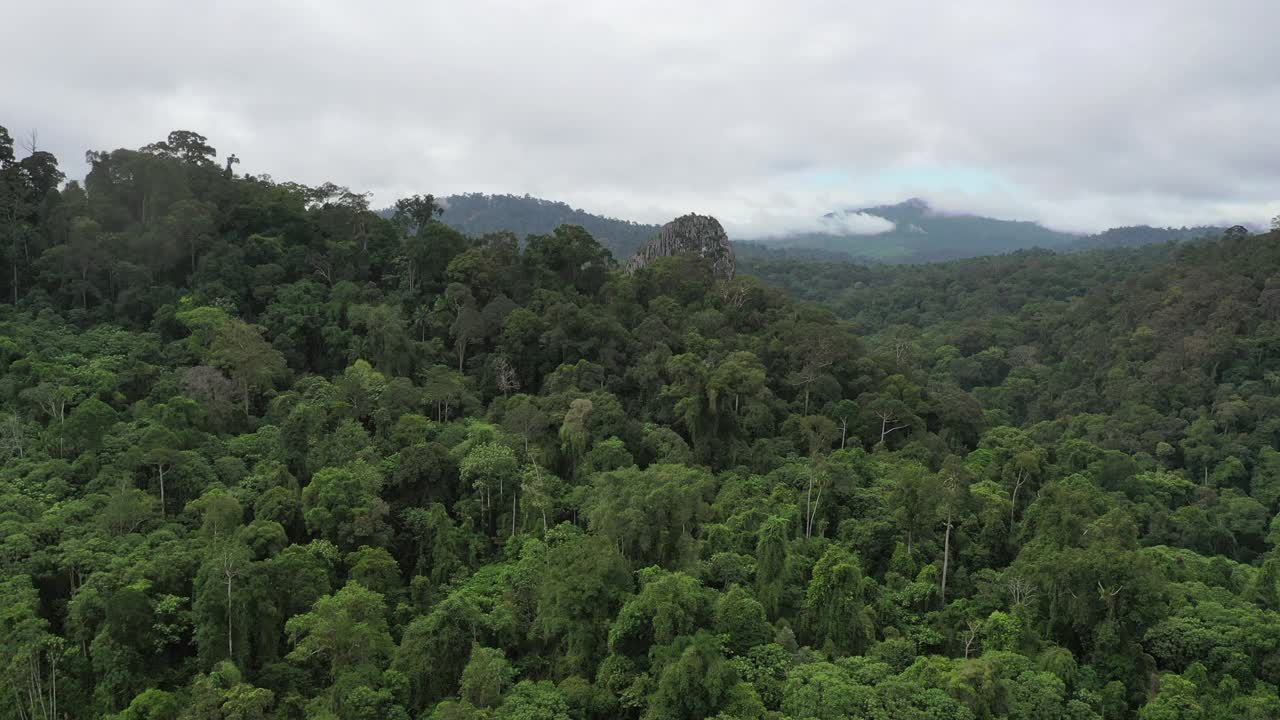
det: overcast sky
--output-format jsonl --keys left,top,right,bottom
{"left": 5, "top": 1, "right": 1279, "bottom": 236}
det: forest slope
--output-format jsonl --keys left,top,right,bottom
{"left": 1, "top": 128, "right": 1279, "bottom": 720}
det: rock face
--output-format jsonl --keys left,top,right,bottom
{"left": 624, "top": 214, "right": 735, "bottom": 280}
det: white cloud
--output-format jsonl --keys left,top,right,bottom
{"left": 3, "top": 0, "right": 1277, "bottom": 234}
{"left": 725, "top": 208, "right": 895, "bottom": 240}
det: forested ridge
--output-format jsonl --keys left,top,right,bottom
{"left": 3, "top": 127, "right": 1280, "bottom": 720}
{"left": 426, "top": 194, "right": 1228, "bottom": 265}
{"left": 433, "top": 194, "right": 660, "bottom": 259}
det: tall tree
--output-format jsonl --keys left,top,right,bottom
{"left": 210, "top": 318, "right": 286, "bottom": 417}
{"left": 801, "top": 545, "right": 873, "bottom": 655}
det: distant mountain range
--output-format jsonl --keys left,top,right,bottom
{"left": 776, "top": 198, "right": 1079, "bottom": 262}
{"left": 428, "top": 193, "right": 1227, "bottom": 264}
{"left": 438, "top": 193, "right": 659, "bottom": 258}
{"left": 767, "top": 198, "right": 1226, "bottom": 262}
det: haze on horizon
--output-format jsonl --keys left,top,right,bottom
{"left": 5, "top": 0, "right": 1278, "bottom": 238}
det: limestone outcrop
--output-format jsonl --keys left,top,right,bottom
{"left": 624, "top": 214, "right": 735, "bottom": 280}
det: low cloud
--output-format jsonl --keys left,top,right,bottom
{"left": 724, "top": 208, "right": 895, "bottom": 240}
{"left": 818, "top": 211, "right": 898, "bottom": 236}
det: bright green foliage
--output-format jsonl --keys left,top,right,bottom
{"left": 209, "top": 318, "right": 286, "bottom": 417}
{"left": 644, "top": 632, "right": 758, "bottom": 720}
{"left": 981, "top": 611, "right": 1023, "bottom": 653}
{"left": 286, "top": 582, "right": 393, "bottom": 680}
{"left": 559, "top": 398, "right": 593, "bottom": 467}
{"left": 780, "top": 662, "right": 881, "bottom": 720}
{"left": 534, "top": 533, "right": 631, "bottom": 674}
{"left": 801, "top": 544, "right": 873, "bottom": 655}
{"left": 302, "top": 461, "right": 391, "bottom": 549}
{"left": 609, "top": 568, "right": 713, "bottom": 657}
{"left": 345, "top": 545, "right": 401, "bottom": 598}
{"left": 460, "top": 441, "right": 518, "bottom": 517}
{"left": 459, "top": 645, "right": 515, "bottom": 708}
{"left": 754, "top": 516, "right": 789, "bottom": 618}
{"left": 1138, "top": 674, "right": 1204, "bottom": 720}
{"left": 179, "top": 662, "right": 275, "bottom": 720}
{"left": 494, "top": 681, "right": 570, "bottom": 720}
{"left": 583, "top": 464, "right": 712, "bottom": 566}
{"left": 713, "top": 585, "right": 773, "bottom": 654}
{"left": 108, "top": 688, "right": 179, "bottom": 720}
{"left": 708, "top": 350, "right": 768, "bottom": 416}
{"left": 395, "top": 595, "right": 483, "bottom": 708}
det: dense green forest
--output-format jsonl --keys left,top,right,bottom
{"left": 1063, "top": 225, "right": 1225, "bottom": 252}
{"left": 3, "top": 126, "right": 1280, "bottom": 720}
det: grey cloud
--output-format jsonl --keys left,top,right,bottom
{"left": 4, "top": 0, "right": 1278, "bottom": 234}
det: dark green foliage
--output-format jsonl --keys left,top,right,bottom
{"left": 2, "top": 128, "right": 1278, "bottom": 720}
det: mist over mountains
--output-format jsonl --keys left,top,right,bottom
{"left": 430, "top": 193, "right": 1227, "bottom": 264}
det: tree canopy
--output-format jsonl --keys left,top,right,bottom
{"left": 1, "top": 125, "right": 1278, "bottom": 719}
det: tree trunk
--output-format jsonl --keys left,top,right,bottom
{"left": 1010, "top": 470, "right": 1026, "bottom": 532}
{"left": 810, "top": 482, "right": 824, "bottom": 540}
{"left": 57, "top": 403, "right": 65, "bottom": 458}
{"left": 805, "top": 471, "right": 815, "bottom": 539}
{"left": 940, "top": 512, "right": 953, "bottom": 606}
{"left": 225, "top": 572, "right": 234, "bottom": 660}
{"left": 157, "top": 463, "right": 166, "bottom": 515}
